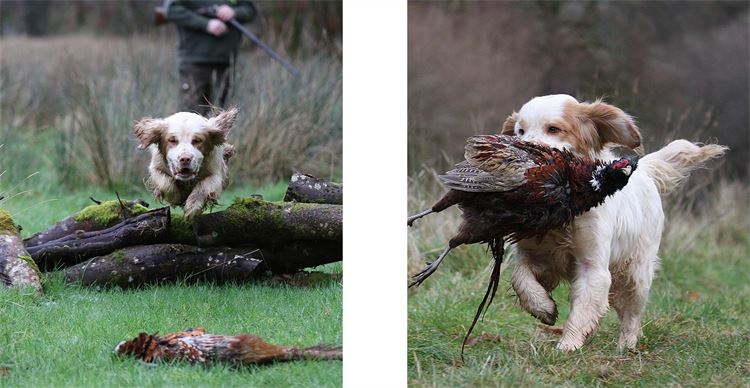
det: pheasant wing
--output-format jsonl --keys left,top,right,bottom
{"left": 439, "top": 135, "right": 537, "bottom": 192}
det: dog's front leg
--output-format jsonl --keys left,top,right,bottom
{"left": 511, "top": 253, "right": 559, "bottom": 325}
{"left": 146, "top": 168, "right": 183, "bottom": 205}
{"left": 184, "top": 174, "right": 223, "bottom": 220}
{"left": 557, "top": 252, "right": 612, "bottom": 352}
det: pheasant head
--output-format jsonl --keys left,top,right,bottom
{"left": 590, "top": 156, "right": 638, "bottom": 196}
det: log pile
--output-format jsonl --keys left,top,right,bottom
{"left": 19, "top": 173, "right": 342, "bottom": 288}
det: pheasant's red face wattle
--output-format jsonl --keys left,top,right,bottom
{"left": 611, "top": 159, "right": 630, "bottom": 169}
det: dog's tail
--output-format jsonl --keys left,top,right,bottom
{"left": 638, "top": 140, "right": 728, "bottom": 195}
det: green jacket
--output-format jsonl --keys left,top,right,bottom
{"left": 165, "top": 0, "right": 257, "bottom": 65}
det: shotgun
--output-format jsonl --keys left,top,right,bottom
{"left": 154, "top": 5, "right": 300, "bottom": 76}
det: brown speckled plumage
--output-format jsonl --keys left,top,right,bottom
{"left": 115, "top": 327, "right": 342, "bottom": 366}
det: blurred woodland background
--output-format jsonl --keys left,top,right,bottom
{"left": 408, "top": 2, "right": 749, "bottom": 385}
{"left": 0, "top": 0, "right": 342, "bottom": 192}
{"left": 409, "top": 1, "right": 748, "bottom": 178}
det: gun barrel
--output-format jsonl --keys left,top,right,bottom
{"left": 227, "top": 19, "right": 300, "bottom": 76}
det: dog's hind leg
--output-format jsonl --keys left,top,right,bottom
{"left": 611, "top": 254, "right": 657, "bottom": 351}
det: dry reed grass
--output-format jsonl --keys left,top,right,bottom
{"left": 0, "top": 31, "right": 341, "bottom": 189}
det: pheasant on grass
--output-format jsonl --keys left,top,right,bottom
{"left": 407, "top": 134, "right": 637, "bottom": 353}
{"left": 114, "top": 327, "right": 342, "bottom": 366}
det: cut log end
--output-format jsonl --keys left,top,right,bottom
{"left": 0, "top": 210, "right": 43, "bottom": 294}
{"left": 284, "top": 172, "right": 342, "bottom": 204}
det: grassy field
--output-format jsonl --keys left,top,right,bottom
{"left": 407, "top": 172, "right": 749, "bottom": 386}
{"left": 0, "top": 182, "right": 342, "bottom": 387}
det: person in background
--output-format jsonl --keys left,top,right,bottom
{"left": 165, "top": 0, "right": 256, "bottom": 115}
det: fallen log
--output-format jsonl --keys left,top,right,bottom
{"left": 24, "top": 198, "right": 150, "bottom": 248}
{"left": 262, "top": 240, "right": 342, "bottom": 273}
{"left": 284, "top": 172, "right": 343, "bottom": 204}
{"left": 63, "top": 240, "right": 342, "bottom": 287}
{"left": 0, "top": 209, "right": 42, "bottom": 293}
{"left": 192, "top": 198, "right": 342, "bottom": 247}
{"left": 28, "top": 207, "right": 170, "bottom": 271}
{"left": 64, "top": 244, "right": 266, "bottom": 287}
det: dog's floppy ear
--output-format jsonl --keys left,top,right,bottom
{"left": 133, "top": 117, "right": 167, "bottom": 149}
{"left": 582, "top": 100, "right": 641, "bottom": 149}
{"left": 501, "top": 111, "right": 518, "bottom": 135}
{"left": 206, "top": 107, "right": 239, "bottom": 144}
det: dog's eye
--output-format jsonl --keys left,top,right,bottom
{"left": 168, "top": 138, "right": 177, "bottom": 144}
{"left": 548, "top": 126, "right": 562, "bottom": 134}
{"left": 192, "top": 138, "right": 203, "bottom": 144}
{"left": 517, "top": 128, "right": 525, "bottom": 136}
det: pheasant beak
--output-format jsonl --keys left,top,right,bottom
{"left": 620, "top": 165, "right": 633, "bottom": 176}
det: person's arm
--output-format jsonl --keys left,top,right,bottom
{"left": 232, "top": 1, "right": 257, "bottom": 24}
{"left": 164, "top": 0, "right": 210, "bottom": 31}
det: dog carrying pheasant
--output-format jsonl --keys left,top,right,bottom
{"left": 407, "top": 134, "right": 637, "bottom": 353}
{"left": 115, "top": 327, "right": 342, "bottom": 366}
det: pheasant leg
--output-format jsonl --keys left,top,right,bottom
{"left": 407, "top": 209, "right": 433, "bottom": 227}
{"left": 409, "top": 246, "right": 451, "bottom": 287}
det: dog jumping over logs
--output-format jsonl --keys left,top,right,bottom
{"left": 133, "top": 108, "right": 237, "bottom": 220}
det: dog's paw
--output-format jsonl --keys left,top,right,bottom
{"left": 556, "top": 338, "right": 584, "bottom": 352}
{"left": 183, "top": 207, "right": 203, "bottom": 221}
{"left": 183, "top": 196, "right": 205, "bottom": 220}
{"left": 521, "top": 295, "right": 558, "bottom": 326}
{"left": 617, "top": 331, "right": 641, "bottom": 352}
{"left": 533, "top": 302, "right": 558, "bottom": 326}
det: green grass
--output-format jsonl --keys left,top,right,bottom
{"left": 0, "top": 182, "right": 342, "bottom": 387}
{"left": 408, "top": 180, "right": 750, "bottom": 387}
{"left": 0, "top": 271, "right": 342, "bottom": 387}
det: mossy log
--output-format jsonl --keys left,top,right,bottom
{"left": 24, "top": 199, "right": 150, "bottom": 248}
{"left": 192, "top": 198, "right": 342, "bottom": 247}
{"left": 28, "top": 207, "right": 170, "bottom": 271}
{"left": 63, "top": 241, "right": 342, "bottom": 287}
{"left": 0, "top": 209, "right": 42, "bottom": 294}
{"left": 283, "top": 172, "right": 343, "bottom": 204}
{"left": 64, "top": 244, "right": 267, "bottom": 287}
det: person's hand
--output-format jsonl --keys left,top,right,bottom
{"left": 215, "top": 5, "right": 236, "bottom": 22}
{"left": 206, "top": 19, "right": 227, "bottom": 36}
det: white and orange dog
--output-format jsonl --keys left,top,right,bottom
{"left": 502, "top": 95, "right": 726, "bottom": 351}
{"left": 133, "top": 108, "right": 237, "bottom": 220}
